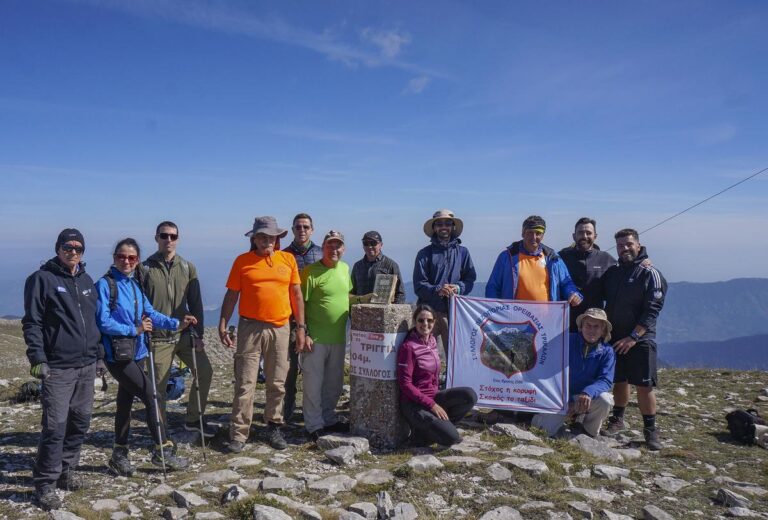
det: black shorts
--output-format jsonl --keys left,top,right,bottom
{"left": 613, "top": 339, "right": 657, "bottom": 387}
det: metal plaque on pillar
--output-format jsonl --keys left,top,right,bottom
{"left": 370, "top": 274, "right": 398, "bottom": 304}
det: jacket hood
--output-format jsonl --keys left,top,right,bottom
{"left": 619, "top": 246, "right": 649, "bottom": 266}
{"left": 42, "top": 257, "right": 86, "bottom": 277}
{"left": 508, "top": 240, "right": 557, "bottom": 260}
{"left": 430, "top": 236, "right": 462, "bottom": 248}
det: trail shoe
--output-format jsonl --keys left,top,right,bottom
{"left": 324, "top": 421, "right": 350, "bottom": 434}
{"left": 56, "top": 471, "right": 88, "bottom": 491}
{"left": 225, "top": 440, "right": 245, "bottom": 454}
{"left": 184, "top": 420, "right": 218, "bottom": 438}
{"left": 644, "top": 428, "right": 663, "bottom": 451}
{"left": 34, "top": 487, "right": 61, "bottom": 511}
{"left": 108, "top": 446, "right": 135, "bottom": 477}
{"left": 151, "top": 442, "right": 189, "bottom": 471}
{"left": 602, "top": 416, "right": 626, "bottom": 436}
{"left": 267, "top": 423, "right": 288, "bottom": 450}
{"left": 308, "top": 429, "right": 325, "bottom": 443}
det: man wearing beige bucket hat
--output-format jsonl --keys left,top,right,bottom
{"left": 413, "top": 209, "right": 476, "bottom": 357}
{"left": 531, "top": 308, "right": 615, "bottom": 438}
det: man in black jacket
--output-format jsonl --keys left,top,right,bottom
{"left": 22, "top": 229, "right": 106, "bottom": 510}
{"left": 559, "top": 217, "right": 617, "bottom": 332}
{"left": 601, "top": 229, "right": 667, "bottom": 450}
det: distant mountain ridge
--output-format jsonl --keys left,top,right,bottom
{"left": 660, "top": 334, "right": 768, "bottom": 370}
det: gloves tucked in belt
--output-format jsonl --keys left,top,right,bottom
{"left": 30, "top": 362, "right": 50, "bottom": 380}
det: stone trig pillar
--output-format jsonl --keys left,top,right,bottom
{"left": 349, "top": 303, "right": 411, "bottom": 449}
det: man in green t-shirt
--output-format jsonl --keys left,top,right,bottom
{"left": 300, "top": 230, "right": 357, "bottom": 441}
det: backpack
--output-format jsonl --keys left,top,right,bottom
{"left": 726, "top": 408, "right": 766, "bottom": 445}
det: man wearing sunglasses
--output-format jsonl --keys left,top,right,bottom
{"left": 22, "top": 229, "right": 106, "bottom": 511}
{"left": 140, "top": 221, "right": 213, "bottom": 437}
{"left": 281, "top": 213, "right": 322, "bottom": 422}
{"left": 351, "top": 230, "right": 406, "bottom": 304}
{"left": 413, "top": 209, "right": 477, "bottom": 357}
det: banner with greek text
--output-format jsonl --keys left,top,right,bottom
{"left": 447, "top": 296, "right": 569, "bottom": 413}
{"left": 349, "top": 330, "right": 408, "bottom": 380}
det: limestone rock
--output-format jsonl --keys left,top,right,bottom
{"left": 654, "top": 476, "right": 690, "bottom": 493}
{"left": 567, "top": 486, "right": 616, "bottom": 503}
{"left": 407, "top": 454, "right": 444, "bottom": 472}
{"left": 326, "top": 445, "right": 358, "bottom": 465}
{"left": 219, "top": 485, "right": 248, "bottom": 505}
{"left": 548, "top": 513, "right": 573, "bottom": 520}
{"left": 616, "top": 448, "right": 642, "bottom": 461}
{"left": 519, "top": 501, "right": 555, "bottom": 510}
{"left": 448, "top": 436, "right": 497, "bottom": 453}
{"left": 602, "top": 511, "right": 634, "bottom": 520}
{"left": 149, "top": 483, "right": 174, "bottom": 497}
{"left": 110, "top": 513, "right": 129, "bottom": 520}
{"left": 316, "top": 434, "right": 370, "bottom": 455}
{"left": 713, "top": 477, "right": 767, "bottom": 496}
{"left": 478, "top": 506, "right": 524, "bottom": 520}
{"left": 567, "top": 501, "right": 593, "bottom": 519}
{"left": 355, "top": 469, "right": 395, "bottom": 486}
{"left": 349, "top": 502, "right": 378, "bottom": 520}
{"left": 252, "top": 504, "right": 293, "bottom": 520}
{"left": 727, "top": 507, "right": 764, "bottom": 518}
{"left": 50, "top": 512, "right": 86, "bottom": 520}
{"left": 92, "top": 499, "right": 121, "bottom": 512}
{"left": 486, "top": 463, "right": 512, "bottom": 481}
{"left": 162, "top": 507, "right": 188, "bottom": 520}
{"left": 172, "top": 490, "right": 208, "bottom": 508}
{"left": 264, "top": 493, "right": 322, "bottom": 520}
{"left": 198, "top": 469, "right": 240, "bottom": 483}
{"left": 501, "top": 456, "right": 549, "bottom": 476}
{"left": 508, "top": 444, "right": 555, "bottom": 457}
{"left": 260, "top": 476, "right": 305, "bottom": 495}
{"left": 227, "top": 456, "right": 262, "bottom": 469}
{"left": 643, "top": 505, "right": 675, "bottom": 520}
{"left": 489, "top": 423, "right": 539, "bottom": 442}
{"left": 593, "top": 465, "right": 630, "bottom": 481}
{"left": 717, "top": 488, "right": 752, "bottom": 508}
{"left": 440, "top": 455, "right": 483, "bottom": 466}
{"left": 193, "top": 513, "right": 226, "bottom": 520}
{"left": 377, "top": 491, "right": 395, "bottom": 519}
{"left": 392, "top": 502, "right": 418, "bottom": 520}
{"left": 240, "top": 478, "right": 263, "bottom": 491}
{"left": 339, "top": 513, "right": 367, "bottom": 520}
{"left": 308, "top": 474, "right": 357, "bottom": 496}
{"left": 569, "top": 435, "right": 622, "bottom": 463}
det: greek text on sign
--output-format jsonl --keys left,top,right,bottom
{"left": 349, "top": 330, "right": 407, "bottom": 380}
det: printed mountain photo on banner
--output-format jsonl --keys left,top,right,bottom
{"left": 480, "top": 320, "right": 538, "bottom": 377}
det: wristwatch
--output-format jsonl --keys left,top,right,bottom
{"left": 629, "top": 331, "right": 641, "bottom": 341}
{"left": 296, "top": 324, "right": 307, "bottom": 330}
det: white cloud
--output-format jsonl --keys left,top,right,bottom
{"left": 360, "top": 27, "right": 411, "bottom": 59}
{"left": 403, "top": 75, "right": 430, "bottom": 95}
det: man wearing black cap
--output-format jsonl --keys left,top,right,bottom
{"left": 350, "top": 231, "right": 406, "bottom": 304}
{"left": 22, "top": 229, "right": 106, "bottom": 510}
{"left": 486, "top": 215, "right": 582, "bottom": 306}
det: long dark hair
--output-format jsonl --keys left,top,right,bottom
{"left": 411, "top": 303, "right": 436, "bottom": 334}
{"left": 113, "top": 237, "right": 141, "bottom": 257}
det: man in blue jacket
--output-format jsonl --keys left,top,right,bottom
{"left": 22, "top": 229, "right": 106, "bottom": 511}
{"left": 486, "top": 215, "right": 582, "bottom": 307}
{"left": 413, "top": 209, "right": 476, "bottom": 356}
{"left": 532, "top": 308, "right": 615, "bottom": 437}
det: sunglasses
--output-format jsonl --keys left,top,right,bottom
{"left": 158, "top": 233, "right": 178, "bottom": 241}
{"left": 115, "top": 254, "right": 139, "bottom": 263}
{"left": 417, "top": 318, "right": 435, "bottom": 324}
{"left": 362, "top": 241, "right": 379, "bottom": 247}
{"left": 60, "top": 244, "right": 84, "bottom": 254}
{"left": 434, "top": 220, "right": 454, "bottom": 228}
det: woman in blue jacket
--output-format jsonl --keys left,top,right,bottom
{"left": 96, "top": 238, "right": 197, "bottom": 476}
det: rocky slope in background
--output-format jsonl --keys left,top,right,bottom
{"left": 0, "top": 320, "right": 767, "bottom": 519}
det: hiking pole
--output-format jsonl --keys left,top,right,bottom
{"left": 189, "top": 327, "right": 207, "bottom": 461}
{"left": 144, "top": 322, "right": 167, "bottom": 481}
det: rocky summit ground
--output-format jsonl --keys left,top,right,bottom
{"left": 1, "top": 318, "right": 767, "bottom": 520}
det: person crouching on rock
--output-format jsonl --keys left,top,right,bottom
{"left": 95, "top": 238, "right": 197, "bottom": 475}
{"left": 532, "top": 307, "right": 616, "bottom": 438}
{"left": 397, "top": 304, "right": 477, "bottom": 446}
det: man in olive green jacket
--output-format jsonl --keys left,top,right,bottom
{"left": 141, "top": 221, "right": 215, "bottom": 437}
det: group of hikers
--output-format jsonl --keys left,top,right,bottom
{"left": 22, "top": 209, "right": 666, "bottom": 511}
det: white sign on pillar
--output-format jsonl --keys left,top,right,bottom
{"left": 447, "top": 295, "right": 570, "bottom": 414}
{"left": 349, "top": 330, "right": 408, "bottom": 380}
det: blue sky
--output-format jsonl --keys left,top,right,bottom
{"left": 1, "top": 0, "right": 767, "bottom": 314}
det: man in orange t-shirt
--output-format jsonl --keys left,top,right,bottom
{"left": 218, "top": 216, "right": 306, "bottom": 452}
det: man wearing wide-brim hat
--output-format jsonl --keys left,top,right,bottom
{"left": 413, "top": 209, "right": 476, "bottom": 357}
{"left": 218, "top": 216, "right": 306, "bottom": 452}
{"left": 531, "top": 308, "right": 616, "bottom": 438}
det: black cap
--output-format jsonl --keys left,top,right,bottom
{"left": 362, "top": 231, "right": 382, "bottom": 243}
{"left": 56, "top": 228, "right": 85, "bottom": 253}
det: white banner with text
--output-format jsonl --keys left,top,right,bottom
{"left": 447, "top": 296, "right": 569, "bottom": 414}
{"left": 349, "top": 330, "right": 408, "bottom": 380}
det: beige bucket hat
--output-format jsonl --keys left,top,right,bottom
{"left": 423, "top": 209, "right": 464, "bottom": 238}
{"left": 575, "top": 307, "right": 613, "bottom": 343}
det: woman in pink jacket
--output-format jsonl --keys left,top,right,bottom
{"left": 397, "top": 304, "right": 477, "bottom": 446}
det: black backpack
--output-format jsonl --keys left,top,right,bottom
{"left": 726, "top": 408, "right": 765, "bottom": 445}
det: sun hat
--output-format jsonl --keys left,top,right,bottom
{"left": 244, "top": 216, "right": 288, "bottom": 238}
{"left": 423, "top": 209, "right": 464, "bottom": 238}
{"left": 575, "top": 307, "right": 612, "bottom": 343}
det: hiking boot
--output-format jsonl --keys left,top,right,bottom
{"left": 308, "top": 429, "right": 325, "bottom": 443}
{"left": 602, "top": 416, "right": 626, "bottom": 436}
{"left": 267, "top": 423, "right": 288, "bottom": 450}
{"left": 324, "top": 421, "right": 350, "bottom": 434}
{"left": 34, "top": 487, "right": 61, "bottom": 511}
{"left": 151, "top": 444, "right": 189, "bottom": 471}
{"left": 644, "top": 428, "right": 663, "bottom": 451}
{"left": 56, "top": 471, "right": 88, "bottom": 491}
{"left": 225, "top": 440, "right": 245, "bottom": 454}
{"left": 184, "top": 420, "right": 218, "bottom": 438}
{"left": 108, "top": 446, "right": 135, "bottom": 477}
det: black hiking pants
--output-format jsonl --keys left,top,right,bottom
{"left": 400, "top": 387, "right": 477, "bottom": 446}
{"left": 107, "top": 358, "right": 165, "bottom": 447}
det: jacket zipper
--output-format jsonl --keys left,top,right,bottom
{"left": 73, "top": 275, "right": 88, "bottom": 360}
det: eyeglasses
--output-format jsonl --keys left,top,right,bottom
{"left": 293, "top": 225, "right": 311, "bottom": 230}
{"left": 434, "top": 220, "right": 454, "bottom": 228}
{"left": 158, "top": 233, "right": 178, "bottom": 241}
{"left": 60, "top": 244, "right": 84, "bottom": 254}
{"left": 362, "top": 241, "right": 379, "bottom": 247}
{"left": 417, "top": 318, "right": 435, "bottom": 324}
{"left": 115, "top": 254, "right": 138, "bottom": 263}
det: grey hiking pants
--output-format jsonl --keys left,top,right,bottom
{"left": 33, "top": 362, "right": 96, "bottom": 491}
